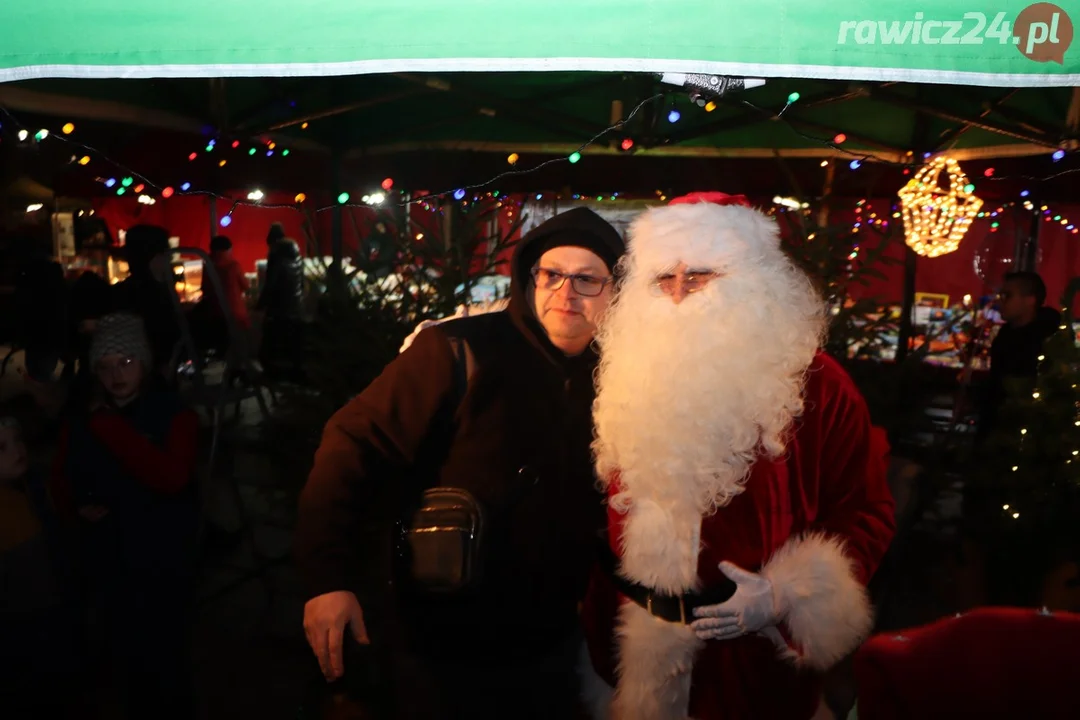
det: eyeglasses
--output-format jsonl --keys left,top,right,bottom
{"left": 531, "top": 267, "right": 613, "bottom": 297}
{"left": 649, "top": 270, "right": 723, "bottom": 296}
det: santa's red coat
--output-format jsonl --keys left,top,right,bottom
{"left": 581, "top": 353, "right": 896, "bottom": 719}
{"left": 855, "top": 607, "right": 1080, "bottom": 719}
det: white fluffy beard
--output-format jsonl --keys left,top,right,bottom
{"left": 593, "top": 252, "right": 826, "bottom": 592}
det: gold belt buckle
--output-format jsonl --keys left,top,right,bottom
{"left": 646, "top": 594, "right": 688, "bottom": 624}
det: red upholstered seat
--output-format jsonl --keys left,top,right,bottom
{"left": 855, "top": 607, "right": 1080, "bottom": 719}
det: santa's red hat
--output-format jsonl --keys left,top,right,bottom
{"left": 627, "top": 191, "right": 778, "bottom": 272}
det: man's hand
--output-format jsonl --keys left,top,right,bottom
{"left": 78, "top": 505, "right": 110, "bottom": 522}
{"left": 303, "top": 590, "right": 370, "bottom": 681}
{"left": 690, "top": 562, "right": 783, "bottom": 641}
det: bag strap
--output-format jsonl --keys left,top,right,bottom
{"left": 441, "top": 322, "right": 539, "bottom": 512}
{"left": 445, "top": 334, "right": 475, "bottom": 408}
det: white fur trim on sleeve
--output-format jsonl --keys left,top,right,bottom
{"left": 578, "top": 641, "right": 613, "bottom": 720}
{"left": 761, "top": 532, "right": 873, "bottom": 671}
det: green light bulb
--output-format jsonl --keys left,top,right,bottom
{"left": 337, "top": 192, "right": 350, "bottom": 204}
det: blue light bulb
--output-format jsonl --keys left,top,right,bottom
{"left": 668, "top": 109, "right": 681, "bottom": 123}
{"left": 220, "top": 215, "right": 232, "bottom": 227}
{"left": 453, "top": 189, "right": 466, "bottom": 201}
{"left": 180, "top": 182, "right": 191, "bottom": 192}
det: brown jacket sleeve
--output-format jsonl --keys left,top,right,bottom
{"left": 294, "top": 325, "right": 458, "bottom": 599}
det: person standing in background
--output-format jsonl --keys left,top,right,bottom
{"left": 257, "top": 222, "right": 305, "bottom": 381}
{"left": 980, "top": 271, "right": 1061, "bottom": 441}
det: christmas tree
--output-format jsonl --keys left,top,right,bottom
{"left": 966, "top": 285, "right": 1080, "bottom": 604}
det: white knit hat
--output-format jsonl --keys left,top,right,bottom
{"left": 89, "top": 312, "right": 153, "bottom": 370}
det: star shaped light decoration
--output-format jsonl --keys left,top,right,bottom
{"left": 898, "top": 155, "right": 984, "bottom": 258}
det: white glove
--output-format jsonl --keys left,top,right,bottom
{"left": 690, "top": 562, "right": 783, "bottom": 641}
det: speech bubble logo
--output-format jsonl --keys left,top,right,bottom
{"left": 1014, "top": 3, "right": 1073, "bottom": 64}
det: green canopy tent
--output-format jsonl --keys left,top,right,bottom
{"left": 3, "top": 1, "right": 1078, "bottom": 164}
{"left": 3, "top": 0, "right": 1078, "bottom": 86}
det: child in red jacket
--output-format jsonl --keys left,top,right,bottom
{"left": 52, "top": 312, "right": 200, "bottom": 719}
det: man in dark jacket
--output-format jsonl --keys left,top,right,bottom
{"left": 981, "top": 271, "right": 1062, "bottom": 439}
{"left": 296, "top": 207, "right": 625, "bottom": 719}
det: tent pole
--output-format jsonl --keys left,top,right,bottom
{"left": 330, "top": 153, "right": 343, "bottom": 287}
{"left": 895, "top": 248, "right": 917, "bottom": 364}
{"left": 1018, "top": 200, "right": 1042, "bottom": 273}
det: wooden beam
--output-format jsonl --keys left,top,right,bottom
{"left": 871, "top": 87, "right": 1058, "bottom": 147}
{"left": 0, "top": 85, "right": 204, "bottom": 134}
{"left": 666, "top": 87, "right": 868, "bottom": 146}
{"left": 393, "top": 72, "right": 608, "bottom": 141}
{"left": 935, "top": 90, "right": 1018, "bottom": 151}
{"left": 258, "top": 88, "right": 430, "bottom": 132}
{"left": 353, "top": 139, "right": 905, "bottom": 163}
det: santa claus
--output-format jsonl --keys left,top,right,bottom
{"left": 581, "top": 192, "right": 896, "bottom": 719}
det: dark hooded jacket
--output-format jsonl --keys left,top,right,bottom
{"left": 295, "top": 208, "right": 624, "bottom": 662}
{"left": 983, "top": 305, "right": 1063, "bottom": 435}
{"left": 257, "top": 238, "right": 304, "bottom": 319}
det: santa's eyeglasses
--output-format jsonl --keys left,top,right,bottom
{"left": 531, "top": 267, "right": 613, "bottom": 297}
{"left": 649, "top": 270, "right": 723, "bottom": 296}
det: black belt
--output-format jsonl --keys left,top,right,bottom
{"left": 595, "top": 537, "right": 737, "bottom": 625}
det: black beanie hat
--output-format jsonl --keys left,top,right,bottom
{"left": 514, "top": 207, "right": 625, "bottom": 285}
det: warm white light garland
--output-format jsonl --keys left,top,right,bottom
{"left": 898, "top": 155, "right": 983, "bottom": 258}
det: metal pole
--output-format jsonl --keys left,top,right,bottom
{"left": 895, "top": 247, "right": 918, "bottom": 363}
{"left": 331, "top": 154, "right": 343, "bottom": 286}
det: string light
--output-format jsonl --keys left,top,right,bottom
{"left": 162, "top": 187, "right": 174, "bottom": 198}
{"left": 78, "top": 156, "right": 90, "bottom": 165}
{"left": 507, "top": 153, "right": 519, "bottom": 165}
{"left": 337, "top": 192, "right": 350, "bottom": 204}
{"left": 34, "top": 129, "right": 48, "bottom": 141}
{"left": 568, "top": 152, "right": 581, "bottom": 164}
{"left": 667, "top": 109, "right": 681, "bottom": 123}
{"left": 180, "top": 183, "right": 191, "bottom": 192}
{"left": 295, "top": 193, "right": 307, "bottom": 203}
{"left": 219, "top": 215, "right": 232, "bottom": 227}
{"left": 381, "top": 178, "right": 394, "bottom": 191}
{"left": 898, "top": 155, "right": 983, "bottom": 258}
{"left": 1052, "top": 149, "right": 1066, "bottom": 161}
{"left": 62, "top": 123, "right": 75, "bottom": 134}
